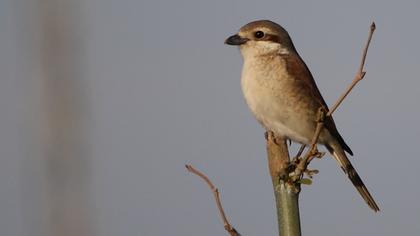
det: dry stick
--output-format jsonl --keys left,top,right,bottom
{"left": 185, "top": 164, "right": 241, "bottom": 236}
{"left": 328, "top": 22, "right": 376, "bottom": 116}
{"left": 294, "top": 22, "right": 376, "bottom": 179}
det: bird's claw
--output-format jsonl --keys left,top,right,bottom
{"left": 315, "top": 151, "right": 325, "bottom": 159}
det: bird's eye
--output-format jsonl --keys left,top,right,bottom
{"left": 254, "top": 31, "right": 265, "bottom": 39}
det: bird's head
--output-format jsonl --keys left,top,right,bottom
{"left": 225, "top": 20, "right": 296, "bottom": 58}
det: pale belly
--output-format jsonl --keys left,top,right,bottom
{"left": 241, "top": 68, "right": 314, "bottom": 144}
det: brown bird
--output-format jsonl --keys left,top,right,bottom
{"left": 225, "top": 20, "right": 379, "bottom": 212}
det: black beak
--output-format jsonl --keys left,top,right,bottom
{"left": 225, "top": 34, "right": 248, "bottom": 45}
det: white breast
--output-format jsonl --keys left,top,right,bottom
{"left": 240, "top": 57, "right": 310, "bottom": 144}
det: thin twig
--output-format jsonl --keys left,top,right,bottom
{"left": 327, "top": 22, "right": 376, "bottom": 116}
{"left": 185, "top": 164, "right": 241, "bottom": 236}
{"left": 293, "top": 22, "right": 376, "bottom": 180}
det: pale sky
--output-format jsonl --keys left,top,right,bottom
{"left": 1, "top": 0, "right": 420, "bottom": 235}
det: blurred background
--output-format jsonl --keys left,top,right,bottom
{"left": 1, "top": 0, "right": 419, "bottom": 235}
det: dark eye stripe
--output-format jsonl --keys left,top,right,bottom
{"left": 264, "top": 34, "right": 281, "bottom": 43}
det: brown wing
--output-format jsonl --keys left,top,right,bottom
{"left": 284, "top": 51, "right": 353, "bottom": 155}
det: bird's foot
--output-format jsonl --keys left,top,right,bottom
{"left": 264, "top": 131, "right": 288, "bottom": 146}
{"left": 308, "top": 149, "right": 325, "bottom": 162}
{"left": 264, "top": 131, "right": 275, "bottom": 141}
{"left": 264, "top": 131, "right": 270, "bottom": 140}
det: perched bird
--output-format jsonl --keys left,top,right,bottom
{"left": 225, "top": 20, "right": 379, "bottom": 212}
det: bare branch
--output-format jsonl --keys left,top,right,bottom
{"left": 185, "top": 164, "right": 241, "bottom": 236}
{"left": 327, "top": 22, "right": 376, "bottom": 116}
{"left": 293, "top": 22, "right": 376, "bottom": 180}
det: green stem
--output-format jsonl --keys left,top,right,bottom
{"left": 273, "top": 181, "right": 301, "bottom": 236}
{"left": 266, "top": 133, "right": 302, "bottom": 236}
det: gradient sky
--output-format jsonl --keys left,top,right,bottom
{"left": 1, "top": 0, "right": 420, "bottom": 235}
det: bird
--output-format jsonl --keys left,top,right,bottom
{"left": 225, "top": 20, "right": 379, "bottom": 212}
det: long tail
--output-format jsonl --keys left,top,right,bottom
{"left": 326, "top": 144, "right": 380, "bottom": 212}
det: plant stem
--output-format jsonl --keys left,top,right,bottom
{"left": 266, "top": 133, "right": 301, "bottom": 236}
{"left": 273, "top": 182, "right": 301, "bottom": 236}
